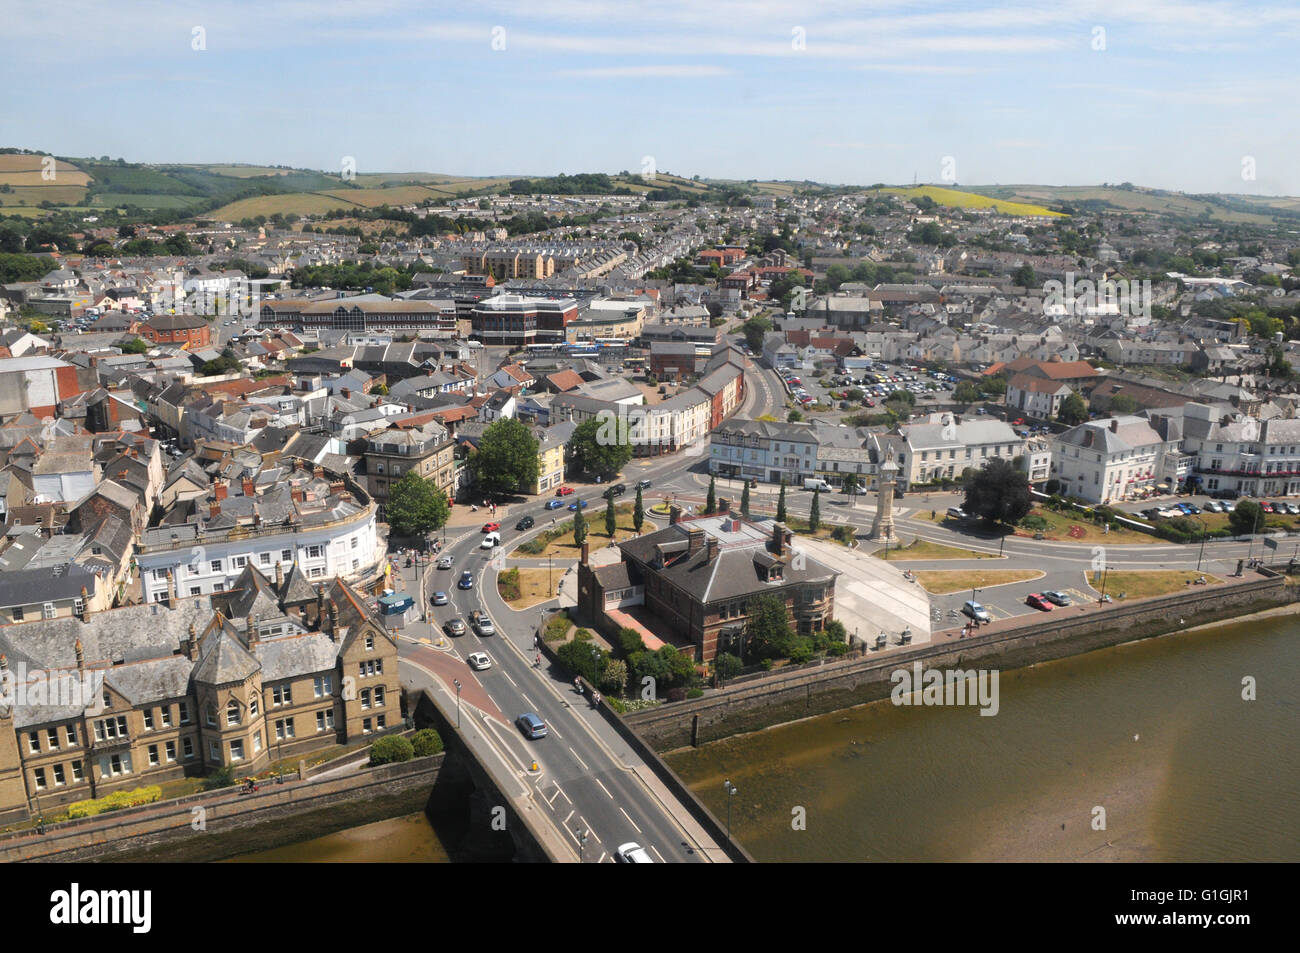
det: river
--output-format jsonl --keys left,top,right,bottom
{"left": 667, "top": 613, "right": 1300, "bottom": 862}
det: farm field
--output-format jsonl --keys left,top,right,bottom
{"left": 0, "top": 186, "right": 89, "bottom": 205}
{"left": 877, "top": 185, "right": 1066, "bottom": 217}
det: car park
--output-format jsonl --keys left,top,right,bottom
{"left": 1026, "top": 593, "right": 1053, "bottom": 612}
{"left": 458, "top": 571, "right": 474, "bottom": 590}
{"left": 467, "top": 652, "right": 491, "bottom": 671}
{"left": 962, "top": 601, "right": 991, "bottom": 623}
{"left": 431, "top": 591, "right": 449, "bottom": 606}
{"left": 515, "top": 515, "right": 535, "bottom": 530}
{"left": 1042, "top": 591, "right": 1072, "bottom": 606}
{"left": 615, "top": 842, "right": 654, "bottom": 863}
{"left": 437, "top": 554, "right": 454, "bottom": 570}
{"left": 516, "top": 712, "right": 547, "bottom": 740}
{"left": 444, "top": 618, "right": 466, "bottom": 636}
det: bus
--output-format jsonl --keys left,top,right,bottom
{"left": 527, "top": 343, "right": 565, "bottom": 357}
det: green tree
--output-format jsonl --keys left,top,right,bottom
{"left": 385, "top": 472, "right": 450, "bottom": 537}
{"left": 1229, "top": 499, "right": 1265, "bottom": 536}
{"left": 953, "top": 380, "right": 983, "bottom": 404}
{"left": 471, "top": 417, "right": 539, "bottom": 497}
{"left": 843, "top": 474, "right": 859, "bottom": 499}
{"left": 776, "top": 479, "right": 788, "bottom": 522}
{"left": 962, "top": 458, "right": 1032, "bottom": 526}
{"left": 809, "top": 486, "right": 821, "bottom": 532}
{"left": 600, "top": 658, "right": 628, "bottom": 696}
{"left": 604, "top": 493, "right": 616, "bottom": 537}
{"left": 787, "top": 409, "right": 803, "bottom": 422}
{"left": 633, "top": 486, "right": 644, "bottom": 532}
{"left": 369, "top": 735, "right": 414, "bottom": 766}
{"left": 1057, "top": 390, "right": 1088, "bottom": 425}
{"left": 568, "top": 413, "right": 633, "bottom": 478}
{"left": 746, "top": 593, "right": 796, "bottom": 660}
{"left": 121, "top": 337, "right": 149, "bottom": 354}
{"left": 1108, "top": 394, "right": 1139, "bottom": 415}
{"left": 740, "top": 480, "right": 751, "bottom": 517}
{"left": 742, "top": 315, "right": 772, "bottom": 352}
{"left": 1012, "top": 264, "right": 1036, "bottom": 287}
{"left": 714, "top": 652, "right": 743, "bottom": 682}
{"left": 573, "top": 504, "right": 587, "bottom": 547}
{"left": 29, "top": 319, "right": 48, "bottom": 334}
{"left": 410, "top": 729, "right": 443, "bottom": 757}
{"left": 705, "top": 475, "right": 717, "bottom": 514}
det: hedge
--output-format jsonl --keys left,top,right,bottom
{"left": 66, "top": 785, "right": 163, "bottom": 819}
{"left": 369, "top": 735, "right": 414, "bottom": 766}
{"left": 411, "top": 728, "right": 444, "bottom": 757}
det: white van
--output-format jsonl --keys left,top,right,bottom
{"left": 803, "top": 478, "right": 832, "bottom": 492}
{"left": 480, "top": 532, "right": 501, "bottom": 549}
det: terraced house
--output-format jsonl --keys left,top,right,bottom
{"left": 0, "top": 569, "right": 400, "bottom": 824}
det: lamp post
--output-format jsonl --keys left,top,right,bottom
{"left": 453, "top": 678, "right": 462, "bottom": 729}
{"left": 591, "top": 646, "right": 600, "bottom": 689}
{"left": 1098, "top": 565, "right": 1111, "bottom": 605}
{"left": 723, "top": 779, "right": 738, "bottom": 845}
{"left": 1194, "top": 515, "right": 1207, "bottom": 572}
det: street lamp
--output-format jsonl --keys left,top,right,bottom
{"left": 453, "top": 678, "right": 462, "bottom": 729}
{"left": 723, "top": 779, "right": 738, "bottom": 844}
{"left": 591, "top": 646, "right": 600, "bottom": 689}
{"left": 1098, "top": 565, "right": 1111, "bottom": 605}
{"left": 1194, "top": 515, "right": 1207, "bottom": 572}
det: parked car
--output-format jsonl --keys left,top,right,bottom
{"left": 556, "top": 486, "right": 574, "bottom": 496}
{"left": 458, "top": 571, "right": 474, "bottom": 590}
{"left": 1261, "top": 501, "right": 1275, "bottom": 513}
{"left": 1042, "top": 590, "right": 1072, "bottom": 607}
{"left": 444, "top": 618, "right": 466, "bottom": 636}
{"left": 615, "top": 842, "right": 654, "bottom": 863}
{"left": 481, "top": 521, "right": 500, "bottom": 533}
{"left": 436, "top": 554, "right": 454, "bottom": 570}
{"left": 515, "top": 515, "right": 535, "bottom": 530}
{"left": 962, "top": 601, "right": 992, "bottom": 623}
{"left": 467, "top": 652, "right": 492, "bottom": 671}
{"left": 1026, "top": 593, "right": 1054, "bottom": 612}
{"left": 469, "top": 610, "right": 495, "bottom": 636}
{"left": 431, "top": 591, "right": 449, "bottom": 606}
{"left": 516, "top": 712, "right": 547, "bottom": 740}
{"left": 545, "top": 499, "right": 566, "bottom": 510}
{"left": 946, "top": 506, "right": 968, "bottom": 520}
{"left": 1203, "top": 501, "right": 1224, "bottom": 513}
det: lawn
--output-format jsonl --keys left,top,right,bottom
{"left": 1185, "top": 510, "right": 1299, "bottom": 534}
{"left": 1086, "top": 570, "right": 1223, "bottom": 600}
{"left": 915, "top": 569, "right": 1044, "bottom": 594}
{"left": 515, "top": 502, "right": 649, "bottom": 559}
{"left": 871, "top": 538, "right": 994, "bottom": 560}
{"left": 497, "top": 567, "right": 556, "bottom": 608}
{"left": 1021, "top": 506, "right": 1158, "bottom": 544}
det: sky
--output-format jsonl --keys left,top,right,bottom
{"left": 2, "top": 0, "right": 1298, "bottom": 195}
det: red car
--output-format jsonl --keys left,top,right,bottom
{"left": 1260, "top": 501, "right": 1275, "bottom": 513}
{"left": 1012, "top": 417, "right": 1025, "bottom": 426}
{"left": 556, "top": 486, "right": 574, "bottom": 496}
{"left": 1025, "top": 593, "right": 1053, "bottom": 612}
{"left": 481, "top": 522, "right": 500, "bottom": 533}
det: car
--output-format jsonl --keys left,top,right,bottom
{"left": 431, "top": 591, "right": 449, "bottom": 606}
{"left": 863, "top": 399, "right": 876, "bottom": 407}
{"left": 515, "top": 515, "right": 535, "bottom": 530}
{"left": 1286, "top": 503, "right": 1300, "bottom": 516}
{"left": 516, "top": 712, "right": 547, "bottom": 740}
{"left": 615, "top": 842, "right": 654, "bottom": 863}
{"left": 1183, "top": 503, "right": 1201, "bottom": 515}
{"left": 568, "top": 500, "right": 588, "bottom": 510}
{"left": 1261, "top": 501, "right": 1275, "bottom": 513}
{"left": 444, "top": 618, "right": 466, "bottom": 636}
{"left": 1012, "top": 418, "right": 1025, "bottom": 426}
{"left": 556, "top": 486, "right": 574, "bottom": 496}
{"left": 458, "top": 571, "right": 474, "bottom": 590}
{"left": 1042, "top": 590, "right": 1072, "bottom": 607}
{"left": 962, "top": 601, "right": 991, "bottom": 623}
{"left": 1026, "top": 593, "right": 1054, "bottom": 612}
{"left": 1140, "top": 508, "right": 1160, "bottom": 519}
{"left": 545, "top": 499, "right": 565, "bottom": 510}
{"left": 469, "top": 610, "right": 496, "bottom": 636}
{"left": 467, "top": 652, "right": 491, "bottom": 671}
{"left": 946, "top": 506, "right": 968, "bottom": 520}
{"left": 1174, "top": 503, "right": 1194, "bottom": 515}
{"left": 1203, "top": 501, "right": 1224, "bottom": 513}
{"left": 436, "top": 555, "right": 454, "bottom": 570}
{"left": 480, "top": 532, "right": 501, "bottom": 549}
{"left": 481, "top": 521, "right": 500, "bottom": 533}
{"left": 605, "top": 483, "right": 627, "bottom": 498}
{"left": 637, "top": 479, "right": 653, "bottom": 490}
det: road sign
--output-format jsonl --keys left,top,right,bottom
{"left": 1264, "top": 537, "right": 1278, "bottom": 550}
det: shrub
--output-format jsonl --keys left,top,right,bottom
{"left": 667, "top": 687, "right": 687, "bottom": 702}
{"left": 574, "top": 628, "right": 593, "bottom": 642}
{"left": 1019, "top": 514, "right": 1048, "bottom": 531}
{"left": 411, "top": 729, "right": 444, "bottom": 757}
{"left": 686, "top": 687, "right": 704, "bottom": 699}
{"left": 714, "top": 651, "right": 743, "bottom": 681}
{"left": 66, "top": 785, "right": 163, "bottom": 818}
{"left": 1044, "top": 479, "right": 1061, "bottom": 495}
{"left": 201, "top": 764, "right": 238, "bottom": 791}
{"left": 543, "top": 613, "right": 572, "bottom": 642}
{"left": 369, "top": 735, "right": 414, "bottom": 766}
{"left": 496, "top": 567, "right": 521, "bottom": 601}
{"left": 617, "top": 626, "right": 646, "bottom": 656}
{"left": 827, "top": 641, "right": 849, "bottom": 657}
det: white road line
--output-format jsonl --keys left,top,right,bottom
{"left": 580, "top": 816, "right": 602, "bottom": 844}
{"left": 650, "top": 845, "right": 665, "bottom": 863}
{"left": 598, "top": 851, "right": 608, "bottom": 863}
{"left": 548, "top": 723, "right": 563, "bottom": 740}
{"left": 568, "top": 747, "right": 589, "bottom": 771}
{"left": 502, "top": 671, "right": 518, "bottom": 688}
{"left": 619, "top": 806, "right": 642, "bottom": 833}
{"left": 521, "top": 692, "right": 535, "bottom": 708}
{"left": 564, "top": 810, "right": 574, "bottom": 825}
{"left": 594, "top": 778, "right": 613, "bottom": 799}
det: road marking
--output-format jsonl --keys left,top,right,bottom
{"left": 619, "top": 806, "right": 642, "bottom": 833}
{"left": 502, "top": 671, "right": 517, "bottom": 688}
{"left": 568, "top": 747, "right": 589, "bottom": 771}
{"left": 580, "top": 816, "right": 601, "bottom": 843}
{"left": 649, "top": 845, "right": 665, "bottom": 862}
{"left": 598, "top": 851, "right": 608, "bottom": 863}
{"left": 564, "top": 810, "right": 574, "bottom": 825}
{"left": 521, "top": 692, "right": 535, "bottom": 708}
{"left": 594, "top": 777, "right": 613, "bottom": 799}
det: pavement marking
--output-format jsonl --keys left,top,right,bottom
{"left": 598, "top": 851, "right": 608, "bottom": 863}
{"left": 502, "top": 671, "right": 518, "bottom": 688}
{"left": 564, "top": 809, "right": 574, "bottom": 825}
{"left": 521, "top": 692, "right": 535, "bottom": 709}
{"left": 580, "top": 816, "right": 602, "bottom": 844}
{"left": 649, "top": 845, "right": 666, "bottom": 863}
{"left": 619, "top": 806, "right": 642, "bottom": 833}
{"left": 568, "top": 747, "right": 589, "bottom": 771}
{"left": 594, "top": 777, "right": 614, "bottom": 799}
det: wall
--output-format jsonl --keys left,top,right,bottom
{"left": 626, "top": 575, "right": 1289, "bottom": 750}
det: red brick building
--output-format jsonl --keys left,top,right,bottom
{"left": 142, "top": 314, "right": 212, "bottom": 348}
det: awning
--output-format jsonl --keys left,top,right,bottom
{"left": 1156, "top": 483, "right": 1170, "bottom": 490}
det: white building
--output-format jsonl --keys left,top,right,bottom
{"left": 1050, "top": 415, "right": 1178, "bottom": 503}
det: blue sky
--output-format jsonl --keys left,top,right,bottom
{"left": 2, "top": 0, "right": 1298, "bottom": 194}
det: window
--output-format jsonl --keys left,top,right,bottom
{"left": 43, "top": 602, "right": 56, "bottom": 619}
{"left": 205, "top": 705, "right": 217, "bottom": 727}
{"left": 104, "top": 754, "right": 130, "bottom": 777}
{"left": 307, "top": 545, "right": 323, "bottom": 559}
{"left": 281, "top": 549, "right": 292, "bottom": 563}
{"left": 74, "top": 596, "right": 84, "bottom": 616}
{"left": 365, "top": 635, "right": 375, "bottom": 652}
{"left": 71, "top": 761, "right": 84, "bottom": 782}
{"left": 249, "top": 693, "right": 259, "bottom": 716}
{"left": 272, "top": 684, "right": 292, "bottom": 706}
{"left": 178, "top": 701, "right": 191, "bottom": 725}
{"left": 233, "top": 555, "right": 248, "bottom": 569}
{"left": 92, "top": 716, "right": 128, "bottom": 742}
{"left": 253, "top": 731, "right": 262, "bottom": 754}
{"left": 211, "top": 559, "right": 223, "bottom": 573}
{"left": 360, "top": 688, "right": 371, "bottom": 710}
{"left": 377, "top": 714, "right": 386, "bottom": 729}
{"left": 160, "top": 707, "right": 172, "bottom": 728}
{"left": 374, "top": 686, "right": 385, "bottom": 708}
{"left": 351, "top": 536, "right": 358, "bottom": 550}
{"left": 259, "top": 552, "right": 271, "bottom": 566}
{"left": 12, "top": 607, "right": 22, "bottom": 622}
{"left": 143, "top": 710, "right": 154, "bottom": 731}
{"left": 309, "top": 567, "right": 324, "bottom": 579}
{"left": 34, "top": 768, "right": 46, "bottom": 790}
{"left": 148, "top": 745, "right": 159, "bottom": 767}
{"left": 165, "top": 741, "right": 176, "bottom": 763}
{"left": 226, "top": 700, "right": 240, "bottom": 726}
{"left": 362, "top": 718, "right": 373, "bottom": 734}
{"left": 182, "top": 737, "right": 195, "bottom": 760}
{"left": 51, "top": 763, "right": 65, "bottom": 786}
{"left": 275, "top": 718, "right": 295, "bottom": 740}
{"left": 230, "top": 740, "right": 244, "bottom": 762}
{"left": 313, "top": 675, "right": 332, "bottom": 698}
{"left": 208, "top": 740, "right": 220, "bottom": 763}
{"left": 317, "top": 710, "right": 335, "bottom": 732}
{"left": 65, "top": 725, "right": 78, "bottom": 747}
{"left": 28, "top": 733, "right": 40, "bottom": 754}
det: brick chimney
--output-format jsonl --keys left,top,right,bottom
{"left": 214, "top": 481, "right": 228, "bottom": 502}
{"left": 1109, "top": 418, "right": 1119, "bottom": 433}
{"left": 186, "top": 623, "right": 199, "bottom": 661}
{"left": 74, "top": 640, "right": 84, "bottom": 675}
{"left": 313, "top": 465, "right": 325, "bottom": 479}
{"left": 247, "top": 614, "right": 259, "bottom": 643}
{"left": 772, "top": 521, "right": 786, "bottom": 555}
{"left": 329, "top": 480, "right": 345, "bottom": 495}
{"left": 669, "top": 504, "right": 682, "bottom": 525}
{"left": 687, "top": 528, "right": 705, "bottom": 555}
{"left": 581, "top": 542, "right": 589, "bottom": 565}
{"left": 291, "top": 487, "right": 304, "bottom": 504}
{"left": 210, "top": 501, "right": 221, "bottom": 519}
{"left": 242, "top": 477, "right": 256, "bottom": 497}
{"left": 327, "top": 600, "right": 339, "bottom": 641}
{"left": 166, "top": 569, "right": 176, "bottom": 608}
{"left": 706, "top": 536, "right": 719, "bottom": 562}
{"left": 275, "top": 561, "right": 285, "bottom": 589}
{"left": 341, "top": 387, "right": 350, "bottom": 398}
